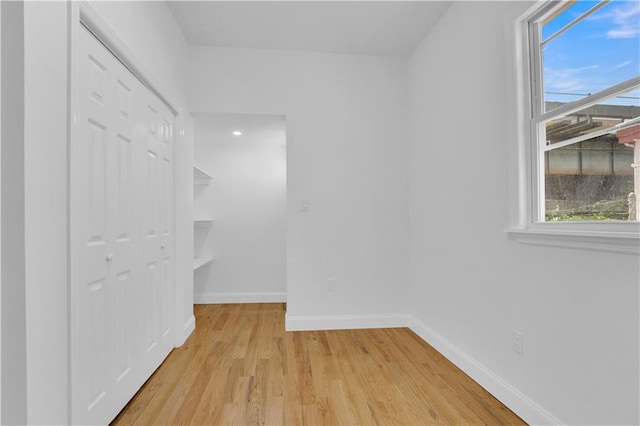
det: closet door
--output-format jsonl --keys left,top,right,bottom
{"left": 71, "top": 25, "right": 174, "bottom": 425}
{"left": 140, "top": 95, "right": 174, "bottom": 377}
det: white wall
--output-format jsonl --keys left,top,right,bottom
{"left": 1, "top": 2, "right": 26, "bottom": 423}
{"left": 407, "top": 2, "right": 639, "bottom": 425}
{"left": 188, "top": 47, "right": 409, "bottom": 326}
{"left": 0, "top": 5, "right": 2, "bottom": 421}
{"left": 193, "top": 113, "right": 287, "bottom": 302}
{"left": 20, "top": 1, "right": 193, "bottom": 422}
{"left": 89, "top": 1, "right": 189, "bottom": 109}
{"left": 24, "top": 3, "right": 68, "bottom": 423}
{"left": 176, "top": 112, "right": 195, "bottom": 341}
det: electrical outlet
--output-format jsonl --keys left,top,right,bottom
{"left": 327, "top": 277, "right": 336, "bottom": 292}
{"left": 512, "top": 330, "right": 524, "bottom": 355}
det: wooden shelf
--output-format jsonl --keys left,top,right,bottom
{"left": 194, "top": 218, "right": 214, "bottom": 227}
{"left": 193, "top": 165, "right": 213, "bottom": 275}
{"left": 193, "top": 257, "right": 214, "bottom": 271}
{"left": 193, "top": 166, "right": 213, "bottom": 185}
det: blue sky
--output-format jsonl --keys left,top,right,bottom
{"left": 542, "top": 0, "right": 639, "bottom": 106}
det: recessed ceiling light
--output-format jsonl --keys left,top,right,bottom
{"left": 232, "top": 131, "right": 242, "bottom": 136}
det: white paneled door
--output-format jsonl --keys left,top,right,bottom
{"left": 140, "top": 85, "right": 175, "bottom": 381}
{"left": 71, "top": 25, "right": 174, "bottom": 425}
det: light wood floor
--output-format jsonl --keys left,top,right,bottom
{"left": 112, "top": 303, "right": 526, "bottom": 425}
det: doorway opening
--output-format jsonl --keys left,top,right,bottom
{"left": 192, "top": 113, "right": 287, "bottom": 304}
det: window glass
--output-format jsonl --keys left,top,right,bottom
{"left": 543, "top": 86, "right": 638, "bottom": 222}
{"left": 545, "top": 138, "right": 634, "bottom": 221}
{"left": 542, "top": 1, "right": 598, "bottom": 41}
{"left": 542, "top": 0, "right": 640, "bottom": 109}
{"left": 544, "top": 87, "right": 640, "bottom": 147}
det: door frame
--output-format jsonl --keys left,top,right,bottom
{"left": 68, "top": 1, "right": 181, "bottom": 421}
{"left": 0, "top": 3, "right": 3, "bottom": 421}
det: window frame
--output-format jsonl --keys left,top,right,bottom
{"left": 506, "top": 0, "right": 640, "bottom": 255}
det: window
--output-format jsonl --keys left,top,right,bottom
{"left": 508, "top": 0, "right": 640, "bottom": 253}
{"left": 530, "top": 0, "right": 639, "bottom": 222}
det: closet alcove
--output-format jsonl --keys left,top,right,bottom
{"left": 192, "top": 113, "right": 287, "bottom": 304}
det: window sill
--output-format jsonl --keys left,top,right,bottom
{"left": 506, "top": 224, "right": 640, "bottom": 255}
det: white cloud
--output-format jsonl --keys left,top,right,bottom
{"left": 544, "top": 65, "right": 600, "bottom": 92}
{"left": 544, "top": 64, "right": 636, "bottom": 97}
{"left": 608, "top": 27, "right": 640, "bottom": 39}
{"left": 606, "top": 1, "right": 640, "bottom": 39}
{"left": 611, "top": 60, "right": 632, "bottom": 70}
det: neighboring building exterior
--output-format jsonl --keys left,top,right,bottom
{"left": 616, "top": 123, "right": 640, "bottom": 220}
{"left": 544, "top": 102, "right": 639, "bottom": 220}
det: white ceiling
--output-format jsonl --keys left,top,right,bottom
{"left": 167, "top": 1, "right": 451, "bottom": 57}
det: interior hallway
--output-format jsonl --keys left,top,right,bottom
{"left": 112, "top": 303, "right": 525, "bottom": 425}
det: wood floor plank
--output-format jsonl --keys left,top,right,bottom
{"left": 111, "top": 303, "right": 527, "bottom": 426}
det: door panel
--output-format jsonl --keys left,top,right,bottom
{"left": 73, "top": 27, "right": 114, "bottom": 424}
{"left": 140, "top": 95, "right": 174, "bottom": 371}
{"left": 72, "top": 25, "right": 175, "bottom": 425}
{"left": 86, "top": 119, "right": 108, "bottom": 245}
{"left": 113, "top": 270, "right": 133, "bottom": 385}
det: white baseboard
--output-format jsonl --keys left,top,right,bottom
{"left": 407, "top": 315, "right": 564, "bottom": 426}
{"left": 175, "top": 314, "right": 196, "bottom": 348}
{"left": 285, "top": 313, "right": 410, "bottom": 331}
{"left": 194, "top": 292, "right": 286, "bottom": 304}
